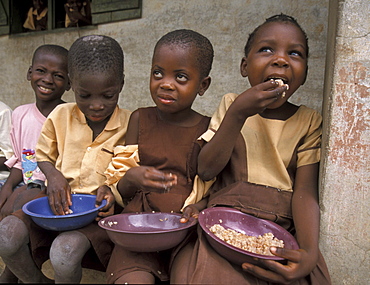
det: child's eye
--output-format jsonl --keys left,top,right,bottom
{"left": 35, "top": 68, "right": 45, "bottom": 73}
{"left": 290, "top": 50, "right": 303, "bottom": 57}
{"left": 78, "top": 93, "right": 90, "bottom": 99}
{"left": 153, "top": 70, "right": 163, "bottom": 79}
{"left": 176, "top": 74, "right": 188, "bottom": 82}
{"left": 104, "top": 94, "right": 115, "bottom": 99}
{"left": 259, "top": 47, "right": 273, "bottom": 53}
{"left": 54, "top": 74, "right": 65, "bottom": 80}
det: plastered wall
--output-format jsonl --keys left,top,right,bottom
{"left": 0, "top": 0, "right": 328, "bottom": 116}
{"left": 319, "top": 0, "right": 370, "bottom": 284}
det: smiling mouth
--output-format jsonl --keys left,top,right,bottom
{"left": 38, "top": 86, "right": 53, "bottom": 93}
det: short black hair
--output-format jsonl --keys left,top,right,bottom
{"left": 154, "top": 29, "right": 214, "bottom": 78}
{"left": 32, "top": 44, "right": 68, "bottom": 64}
{"left": 68, "top": 35, "right": 124, "bottom": 80}
{"left": 244, "top": 13, "right": 309, "bottom": 58}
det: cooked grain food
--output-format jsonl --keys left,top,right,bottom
{"left": 209, "top": 224, "right": 284, "bottom": 256}
{"left": 275, "top": 79, "right": 289, "bottom": 98}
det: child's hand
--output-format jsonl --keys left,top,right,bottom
{"left": 241, "top": 247, "right": 317, "bottom": 283}
{"left": 65, "top": 4, "right": 84, "bottom": 22}
{"left": 127, "top": 166, "right": 178, "bottom": 193}
{"left": 45, "top": 170, "right": 72, "bottom": 216}
{"left": 95, "top": 185, "right": 115, "bottom": 221}
{"left": 233, "top": 80, "right": 288, "bottom": 119}
{"left": 180, "top": 204, "right": 200, "bottom": 223}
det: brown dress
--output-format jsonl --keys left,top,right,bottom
{"left": 106, "top": 107, "right": 210, "bottom": 283}
{"left": 174, "top": 134, "right": 332, "bottom": 284}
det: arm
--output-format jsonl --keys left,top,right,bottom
{"left": 65, "top": 1, "right": 92, "bottom": 26}
{"left": 0, "top": 167, "right": 23, "bottom": 210}
{"left": 38, "top": 161, "right": 71, "bottom": 215}
{"left": 116, "top": 110, "right": 176, "bottom": 199}
{"left": 198, "top": 80, "right": 286, "bottom": 181}
{"left": 0, "top": 106, "right": 13, "bottom": 171}
{"left": 242, "top": 163, "right": 321, "bottom": 283}
{"left": 0, "top": 157, "right": 7, "bottom": 172}
{"left": 180, "top": 197, "right": 209, "bottom": 223}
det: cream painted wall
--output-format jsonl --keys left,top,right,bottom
{"left": 0, "top": 0, "right": 328, "bottom": 116}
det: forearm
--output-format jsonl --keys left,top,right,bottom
{"left": 0, "top": 157, "right": 7, "bottom": 171}
{"left": 198, "top": 103, "right": 247, "bottom": 181}
{"left": 3, "top": 167, "right": 23, "bottom": 188}
{"left": 292, "top": 194, "right": 320, "bottom": 255}
{"left": 116, "top": 168, "right": 139, "bottom": 199}
{"left": 38, "top": 161, "right": 62, "bottom": 180}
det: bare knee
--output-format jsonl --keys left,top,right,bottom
{"left": 50, "top": 230, "right": 90, "bottom": 267}
{"left": 0, "top": 216, "right": 29, "bottom": 256}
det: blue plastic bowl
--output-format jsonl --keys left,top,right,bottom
{"left": 22, "top": 194, "right": 107, "bottom": 231}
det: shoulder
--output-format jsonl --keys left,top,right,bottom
{"left": 0, "top": 102, "right": 12, "bottom": 112}
{"left": 217, "top": 93, "right": 239, "bottom": 111}
{"left": 42, "top": 103, "right": 78, "bottom": 125}
{"left": 296, "top": 105, "right": 322, "bottom": 124}
{"left": 116, "top": 106, "right": 132, "bottom": 119}
{"left": 12, "top": 103, "right": 35, "bottom": 116}
{"left": 222, "top": 93, "right": 238, "bottom": 103}
{"left": 48, "top": 102, "right": 76, "bottom": 116}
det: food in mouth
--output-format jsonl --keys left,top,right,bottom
{"left": 275, "top": 79, "right": 289, "bottom": 98}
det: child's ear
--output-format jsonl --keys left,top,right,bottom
{"left": 198, "top": 76, "right": 211, "bottom": 96}
{"left": 26, "top": 66, "right": 32, "bottom": 81}
{"left": 240, "top": 57, "right": 248, "bottom": 77}
{"left": 119, "top": 74, "right": 125, "bottom": 92}
{"left": 301, "top": 66, "right": 308, "bottom": 85}
{"left": 66, "top": 79, "right": 71, "bottom": 91}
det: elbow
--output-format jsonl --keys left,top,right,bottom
{"left": 198, "top": 165, "right": 216, "bottom": 182}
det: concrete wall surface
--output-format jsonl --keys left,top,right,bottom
{"left": 319, "top": 0, "right": 370, "bottom": 284}
{"left": 0, "top": 0, "right": 328, "bottom": 115}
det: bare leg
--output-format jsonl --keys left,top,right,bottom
{"left": 0, "top": 215, "right": 52, "bottom": 283}
{"left": 114, "top": 271, "right": 155, "bottom": 284}
{"left": 50, "top": 230, "right": 91, "bottom": 284}
{"left": 13, "top": 187, "right": 42, "bottom": 212}
{"left": 0, "top": 265, "right": 18, "bottom": 283}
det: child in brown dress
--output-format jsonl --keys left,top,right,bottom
{"left": 104, "top": 29, "right": 214, "bottom": 284}
{"left": 171, "top": 14, "right": 332, "bottom": 284}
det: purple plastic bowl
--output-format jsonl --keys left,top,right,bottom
{"left": 22, "top": 194, "right": 107, "bottom": 231}
{"left": 99, "top": 212, "right": 197, "bottom": 252}
{"left": 198, "top": 207, "right": 299, "bottom": 266}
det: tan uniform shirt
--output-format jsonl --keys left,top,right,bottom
{"left": 201, "top": 93, "right": 322, "bottom": 192}
{"left": 36, "top": 103, "right": 131, "bottom": 195}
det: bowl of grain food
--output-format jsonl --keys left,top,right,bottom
{"left": 198, "top": 207, "right": 299, "bottom": 266}
{"left": 99, "top": 212, "right": 197, "bottom": 252}
{"left": 22, "top": 194, "right": 107, "bottom": 231}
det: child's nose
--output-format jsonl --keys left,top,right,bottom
{"left": 89, "top": 101, "right": 104, "bottom": 110}
{"left": 160, "top": 81, "right": 175, "bottom": 90}
{"left": 42, "top": 73, "right": 53, "bottom": 83}
{"left": 272, "top": 53, "right": 289, "bottom": 67}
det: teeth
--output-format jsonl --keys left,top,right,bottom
{"left": 39, "top": 86, "right": 52, "bottom": 92}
